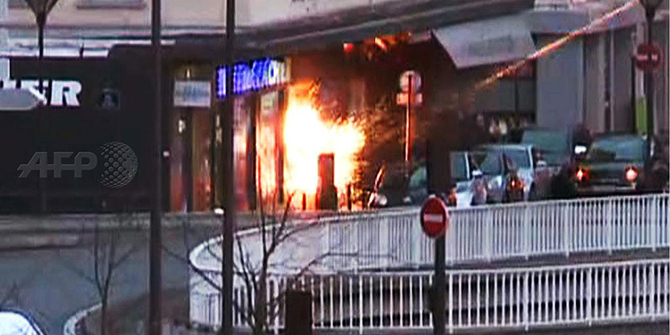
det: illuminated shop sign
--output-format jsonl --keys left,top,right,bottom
{"left": 216, "top": 58, "right": 289, "bottom": 99}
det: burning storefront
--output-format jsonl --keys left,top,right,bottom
{"left": 215, "top": 61, "right": 366, "bottom": 211}
{"left": 0, "top": 0, "right": 543, "bottom": 213}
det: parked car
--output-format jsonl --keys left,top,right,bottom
{"left": 367, "top": 162, "right": 411, "bottom": 208}
{"left": 0, "top": 311, "right": 42, "bottom": 335}
{"left": 520, "top": 126, "right": 592, "bottom": 167}
{"left": 575, "top": 134, "right": 647, "bottom": 196}
{"left": 449, "top": 151, "right": 487, "bottom": 207}
{"left": 472, "top": 144, "right": 536, "bottom": 203}
{"left": 639, "top": 132, "right": 669, "bottom": 193}
{"left": 519, "top": 127, "right": 593, "bottom": 199}
{"left": 367, "top": 152, "right": 486, "bottom": 208}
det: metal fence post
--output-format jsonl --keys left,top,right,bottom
{"left": 485, "top": 209, "right": 493, "bottom": 262}
{"left": 586, "top": 268, "right": 592, "bottom": 326}
{"left": 607, "top": 199, "right": 613, "bottom": 255}
{"left": 563, "top": 203, "right": 571, "bottom": 257}
{"left": 524, "top": 204, "right": 531, "bottom": 260}
{"left": 324, "top": 222, "right": 332, "bottom": 270}
{"left": 355, "top": 218, "right": 361, "bottom": 273}
{"left": 448, "top": 272, "right": 454, "bottom": 334}
{"left": 381, "top": 216, "right": 390, "bottom": 270}
{"left": 412, "top": 212, "right": 422, "bottom": 268}
{"left": 523, "top": 271, "right": 530, "bottom": 330}
{"left": 650, "top": 196, "right": 657, "bottom": 252}
{"left": 650, "top": 263, "right": 656, "bottom": 321}
{"left": 359, "top": 275, "right": 363, "bottom": 334}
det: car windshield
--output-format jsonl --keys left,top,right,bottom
{"left": 521, "top": 130, "right": 568, "bottom": 153}
{"left": 378, "top": 165, "right": 407, "bottom": 190}
{"left": 504, "top": 148, "right": 532, "bottom": 169}
{"left": 474, "top": 146, "right": 531, "bottom": 174}
{"left": 521, "top": 130, "right": 568, "bottom": 165}
{"left": 450, "top": 152, "right": 468, "bottom": 181}
{"left": 408, "top": 166, "right": 427, "bottom": 189}
{"left": 586, "top": 137, "right": 645, "bottom": 162}
{"left": 472, "top": 151, "right": 502, "bottom": 176}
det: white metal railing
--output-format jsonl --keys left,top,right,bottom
{"left": 191, "top": 258, "right": 670, "bottom": 333}
{"left": 191, "top": 194, "right": 669, "bottom": 275}
{"left": 189, "top": 194, "right": 670, "bottom": 330}
{"left": 325, "top": 194, "right": 669, "bottom": 271}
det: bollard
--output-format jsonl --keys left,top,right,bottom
{"left": 285, "top": 290, "right": 312, "bottom": 335}
{"left": 316, "top": 154, "right": 338, "bottom": 210}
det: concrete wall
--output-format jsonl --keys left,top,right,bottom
{"left": 535, "top": 35, "right": 584, "bottom": 129}
{"left": 2, "top": 0, "right": 401, "bottom": 31}
{"left": 653, "top": 19, "right": 669, "bottom": 133}
{"left": 246, "top": 0, "right": 397, "bottom": 25}
{"left": 475, "top": 79, "right": 535, "bottom": 113}
{"left": 0, "top": 0, "right": 6, "bottom": 47}
{"left": 4, "top": 0, "right": 231, "bottom": 29}
{"left": 583, "top": 32, "right": 606, "bottom": 133}
{"left": 612, "top": 27, "right": 634, "bottom": 132}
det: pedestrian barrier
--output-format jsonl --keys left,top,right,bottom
{"left": 189, "top": 193, "right": 670, "bottom": 332}
{"left": 192, "top": 259, "right": 670, "bottom": 333}
{"left": 326, "top": 194, "right": 669, "bottom": 270}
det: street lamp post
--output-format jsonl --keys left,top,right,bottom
{"left": 639, "top": 0, "right": 663, "bottom": 153}
{"left": 24, "top": 0, "right": 58, "bottom": 212}
{"left": 149, "top": 0, "right": 163, "bottom": 333}
{"left": 222, "top": 0, "right": 236, "bottom": 334}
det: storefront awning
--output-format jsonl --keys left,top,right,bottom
{"left": 245, "top": 0, "right": 536, "bottom": 56}
{"left": 433, "top": 14, "right": 536, "bottom": 69}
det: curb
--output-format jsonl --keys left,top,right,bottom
{"left": 63, "top": 303, "right": 101, "bottom": 335}
{"left": 0, "top": 212, "right": 225, "bottom": 234}
{"left": 0, "top": 233, "right": 81, "bottom": 251}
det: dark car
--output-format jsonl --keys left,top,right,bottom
{"left": 367, "top": 163, "right": 412, "bottom": 208}
{"left": 575, "top": 134, "right": 647, "bottom": 196}
{"left": 472, "top": 144, "right": 535, "bottom": 203}
{"left": 367, "top": 152, "right": 486, "bottom": 208}
{"left": 639, "top": 132, "right": 669, "bottom": 193}
{"left": 519, "top": 127, "right": 593, "bottom": 199}
{"left": 520, "top": 126, "right": 593, "bottom": 167}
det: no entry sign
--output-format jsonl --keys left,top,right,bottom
{"left": 635, "top": 43, "right": 663, "bottom": 72}
{"left": 420, "top": 196, "right": 449, "bottom": 238}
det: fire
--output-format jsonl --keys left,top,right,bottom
{"left": 283, "top": 100, "right": 365, "bottom": 205}
{"left": 256, "top": 123, "right": 277, "bottom": 198}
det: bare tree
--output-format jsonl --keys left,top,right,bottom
{"left": 166, "top": 192, "right": 329, "bottom": 335}
{"left": 58, "top": 213, "right": 143, "bottom": 335}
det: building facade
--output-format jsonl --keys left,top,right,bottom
{"left": 1, "top": 0, "right": 667, "bottom": 213}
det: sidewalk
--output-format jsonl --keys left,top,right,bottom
{"left": 77, "top": 288, "right": 188, "bottom": 335}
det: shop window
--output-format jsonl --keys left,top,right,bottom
{"left": 76, "top": 0, "right": 145, "bottom": 9}
{"left": 8, "top": 0, "right": 28, "bottom": 9}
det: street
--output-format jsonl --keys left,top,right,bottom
{"left": 0, "top": 224, "right": 219, "bottom": 335}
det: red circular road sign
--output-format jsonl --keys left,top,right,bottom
{"left": 635, "top": 43, "right": 663, "bottom": 72}
{"left": 420, "top": 196, "right": 449, "bottom": 239}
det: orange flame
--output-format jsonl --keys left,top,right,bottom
{"left": 256, "top": 123, "right": 278, "bottom": 199}
{"left": 283, "top": 99, "right": 365, "bottom": 206}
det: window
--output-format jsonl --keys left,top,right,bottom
{"left": 474, "top": 151, "right": 503, "bottom": 176}
{"left": 9, "top": 0, "right": 29, "bottom": 9}
{"left": 450, "top": 152, "right": 468, "bottom": 182}
{"left": 504, "top": 149, "right": 532, "bottom": 169}
{"left": 586, "top": 137, "right": 645, "bottom": 162}
{"left": 408, "top": 166, "right": 426, "bottom": 190}
{"left": 76, "top": 0, "right": 145, "bottom": 9}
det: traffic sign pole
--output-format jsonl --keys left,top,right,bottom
{"left": 425, "top": 139, "right": 448, "bottom": 335}
{"left": 645, "top": 25, "right": 655, "bottom": 155}
{"left": 405, "top": 75, "right": 413, "bottom": 166}
{"left": 434, "top": 234, "right": 446, "bottom": 335}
